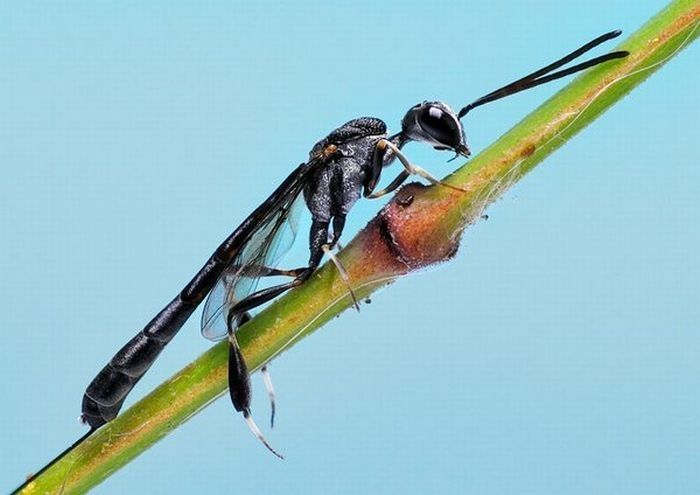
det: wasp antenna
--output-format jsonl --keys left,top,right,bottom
{"left": 261, "top": 365, "right": 277, "bottom": 429}
{"left": 458, "top": 30, "right": 628, "bottom": 118}
{"left": 243, "top": 409, "right": 284, "bottom": 459}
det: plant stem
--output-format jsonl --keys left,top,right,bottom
{"left": 18, "top": 1, "right": 699, "bottom": 493}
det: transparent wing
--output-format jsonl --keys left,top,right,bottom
{"left": 201, "top": 192, "right": 304, "bottom": 342}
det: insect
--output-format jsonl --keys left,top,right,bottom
{"left": 14, "top": 29, "right": 628, "bottom": 493}
{"left": 87, "top": 28, "right": 628, "bottom": 450}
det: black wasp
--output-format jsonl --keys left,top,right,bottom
{"left": 18, "top": 31, "right": 629, "bottom": 488}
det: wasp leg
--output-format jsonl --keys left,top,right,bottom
{"left": 226, "top": 314, "right": 283, "bottom": 459}
{"left": 243, "top": 409, "right": 284, "bottom": 459}
{"left": 222, "top": 221, "right": 326, "bottom": 439}
{"left": 383, "top": 140, "right": 467, "bottom": 193}
{"left": 322, "top": 244, "right": 359, "bottom": 311}
{"left": 330, "top": 214, "right": 346, "bottom": 247}
{"left": 364, "top": 138, "right": 410, "bottom": 198}
{"left": 326, "top": 215, "right": 359, "bottom": 309}
{"left": 229, "top": 220, "right": 328, "bottom": 315}
{"left": 261, "top": 365, "right": 277, "bottom": 429}
{"left": 222, "top": 222, "right": 329, "bottom": 453}
{"left": 228, "top": 264, "right": 306, "bottom": 279}
{"left": 325, "top": 215, "right": 359, "bottom": 310}
{"left": 236, "top": 315, "right": 278, "bottom": 429}
{"left": 366, "top": 170, "right": 411, "bottom": 199}
{"left": 229, "top": 277, "right": 305, "bottom": 315}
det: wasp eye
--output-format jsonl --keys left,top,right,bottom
{"left": 418, "top": 105, "right": 461, "bottom": 146}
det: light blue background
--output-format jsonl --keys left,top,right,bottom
{"left": 1, "top": 1, "right": 698, "bottom": 493}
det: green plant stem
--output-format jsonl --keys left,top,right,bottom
{"left": 19, "top": 1, "right": 699, "bottom": 493}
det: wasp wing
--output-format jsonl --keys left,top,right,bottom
{"left": 201, "top": 196, "right": 303, "bottom": 341}
{"left": 200, "top": 156, "right": 326, "bottom": 341}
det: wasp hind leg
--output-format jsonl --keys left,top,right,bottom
{"left": 227, "top": 314, "right": 284, "bottom": 459}
{"left": 261, "top": 364, "right": 277, "bottom": 429}
{"left": 236, "top": 313, "right": 278, "bottom": 430}
{"left": 228, "top": 220, "right": 329, "bottom": 315}
{"left": 242, "top": 408, "right": 284, "bottom": 459}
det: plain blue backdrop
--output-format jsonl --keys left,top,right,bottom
{"left": 1, "top": 1, "right": 698, "bottom": 493}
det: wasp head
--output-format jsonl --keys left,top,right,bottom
{"left": 400, "top": 101, "right": 470, "bottom": 158}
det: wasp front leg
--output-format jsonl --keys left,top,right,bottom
{"left": 364, "top": 139, "right": 466, "bottom": 199}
